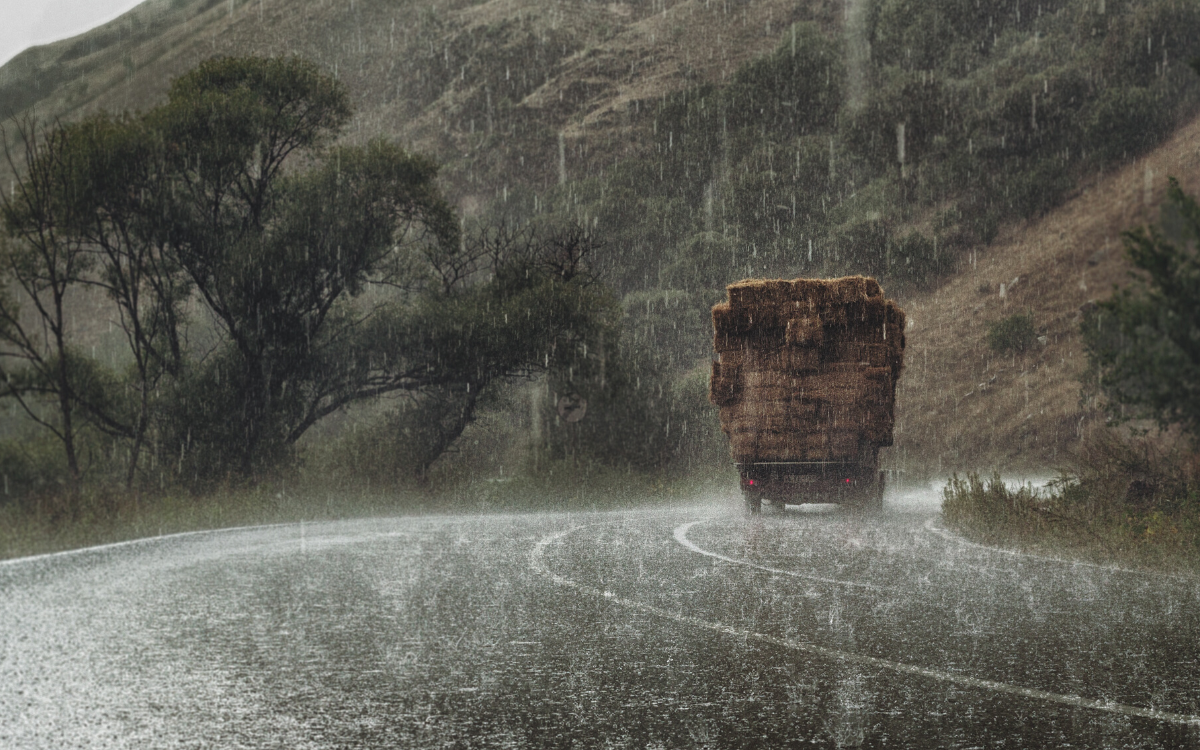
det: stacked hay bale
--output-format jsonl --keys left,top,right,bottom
{"left": 709, "top": 277, "right": 906, "bottom": 464}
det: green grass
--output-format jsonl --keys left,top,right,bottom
{"left": 0, "top": 483, "right": 421, "bottom": 561}
{"left": 0, "top": 462, "right": 737, "bottom": 561}
{"left": 942, "top": 470, "right": 1200, "bottom": 576}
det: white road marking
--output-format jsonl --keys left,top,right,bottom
{"left": 923, "top": 519, "right": 1200, "bottom": 584}
{"left": 673, "top": 520, "right": 886, "bottom": 591}
{"left": 0, "top": 523, "right": 294, "bottom": 567}
{"left": 531, "top": 525, "right": 1200, "bottom": 726}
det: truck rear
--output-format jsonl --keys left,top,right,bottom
{"left": 708, "top": 276, "right": 906, "bottom": 513}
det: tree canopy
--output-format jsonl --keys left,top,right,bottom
{"left": 1, "top": 56, "right": 617, "bottom": 487}
{"left": 1082, "top": 179, "right": 1200, "bottom": 438}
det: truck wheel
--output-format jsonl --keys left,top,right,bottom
{"left": 845, "top": 474, "right": 883, "bottom": 515}
{"left": 743, "top": 493, "right": 762, "bottom": 514}
{"left": 859, "top": 473, "right": 884, "bottom": 514}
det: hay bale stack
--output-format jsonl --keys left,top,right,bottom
{"left": 709, "top": 276, "right": 906, "bottom": 463}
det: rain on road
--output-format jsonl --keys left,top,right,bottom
{"left": 3, "top": 485, "right": 1199, "bottom": 748}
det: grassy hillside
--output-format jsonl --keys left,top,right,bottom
{"left": 894, "top": 115, "right": 1200, "bottom": 475}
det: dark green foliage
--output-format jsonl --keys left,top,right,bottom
{"left": 1083, "top": 85, "right": 1173, "bottom": 163}
{"left": 662, "top": 365, "right": 730, "bottom": 474}
{"left": 724, "top": 23, "right": 843, "bottom": 134}
{"left": 0, "top": 437, "right": 69, "bottom": 506}
{"left": 296, "top": 386, "right": 483, "bottom": 488}
{"left": 161, "top": 193, "right": 615, "bottom": 481}
{"left": 837, "top": 67, "right": 949, "bottom": 167}
{"left": 111, "top": 58, "right": 463, "bottom": 478}
{"left": 987, "top": 312, "right": 1037, "bottom": 353}
{"left": 889, "top": 231, "right": 941, "bottom": 288}
{"left": 1, "top": 55, "right": 624, "bottom": 492}
{"left": 1082, "top": 179, "right": 1200, "bottom": 437}
{"left": 154, "top": 56, "right": 352, "bottom": 191}
{"left": 828, "top": 218, "right": 891, "bottom": 279}
{"left": 539, "top": 340, "right": 722, "bottom": 473}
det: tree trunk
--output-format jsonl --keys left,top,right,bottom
{"left": 53, "top": 294, "right": 80, "bottom": 494}
{"left": 414, "top": 388, "right": 481, "bottom": 485}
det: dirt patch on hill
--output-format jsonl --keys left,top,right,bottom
{"left": 890, "top": 112, "right": 1200, "bottom": 477}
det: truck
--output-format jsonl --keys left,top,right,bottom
{"left": 708, "top": 276, "right": 906, "bottom": 513}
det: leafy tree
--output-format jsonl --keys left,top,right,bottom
{"left": 2, "top": 56, "right": 621, "bottom": 489}
{"left": 51, "top": 113, "right": 189, "bottom": 488}
{"left": 152, "top": 60, "right": 615, "bottom": 480}
{"left": 1082, "top": 180, "right": 1200, "bottom": 437}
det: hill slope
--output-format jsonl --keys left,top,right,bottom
{"left": 0, "top": 0, "right": 830, "bottom": 198}
{"left": 893, "top": 114, "right": 1200, "bottom": 475}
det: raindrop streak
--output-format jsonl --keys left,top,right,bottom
{"left": 558, "top": 132, "right": 566, "bottom": 185}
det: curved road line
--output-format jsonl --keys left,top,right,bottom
{"left": 673, "top": 520, "right": 886, "bottom": 591}
{"left": 531, "top": 525, "right": 1200, "bottom": 727}
{"left": 0, "top": 522, "right": 296, "bottom": 568}
{"left": 679, "top": 518, "right": 1022, "bottom": 585}
{"left": 922, "top": 519, "right": 1199, "bottom": 585}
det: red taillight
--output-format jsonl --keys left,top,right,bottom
{"left": 748, "top": 479, "right": 755, "bottom": 485}
{"left": 845, "top": 478, "right": 851, "bottom": 483}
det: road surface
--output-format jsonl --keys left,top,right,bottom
{"left": 2, "top": 483, "right": 1199, "bottom": 748}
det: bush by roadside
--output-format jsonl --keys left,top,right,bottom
{"left": 942, "top": 427, "right": 1200, "bottom": 575}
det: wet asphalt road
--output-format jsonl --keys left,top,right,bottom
{"left": 3, "top": 485, "right": 1200, "bottom": 749}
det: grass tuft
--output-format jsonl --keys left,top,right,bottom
{"left": 942, "top": 428, "right": 1200, "bottom": 575}
{"left": 0, "top": 460, "right": 738, "bottom": 561}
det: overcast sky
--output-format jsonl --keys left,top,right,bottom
{"left": 0, "top": 0, "right": 147, "bottom": 68}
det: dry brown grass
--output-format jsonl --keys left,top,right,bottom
{"left": 890, "top": 112, "right": 1200, "bottom": 476}
{"left": 710, "top": 276, "right": 903, "bottom": 462}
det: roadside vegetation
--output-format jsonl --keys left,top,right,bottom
{"left": 943, "top": 432, "right": 1200, "bottom": 575}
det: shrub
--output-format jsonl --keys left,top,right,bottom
{"left": 943, "top": 429, "right": 1200, "bottom": 572}
{"left": 1081, "top": 180, "right": 1200, "bottom": 437}
{"left": 0, "top": 437, "right": 67, "bottom": 507}
{"left": 1083, "top": 85, "right": 1171, "bottom": 164}
{"left": 942, "top": 472, "right": 1050, "bottom": 543}
{"left": 986, "top": 312, "right": 1036, "bottom": 353}
{"left": 887, "top": 231, "right": 940, "bottom": 289}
